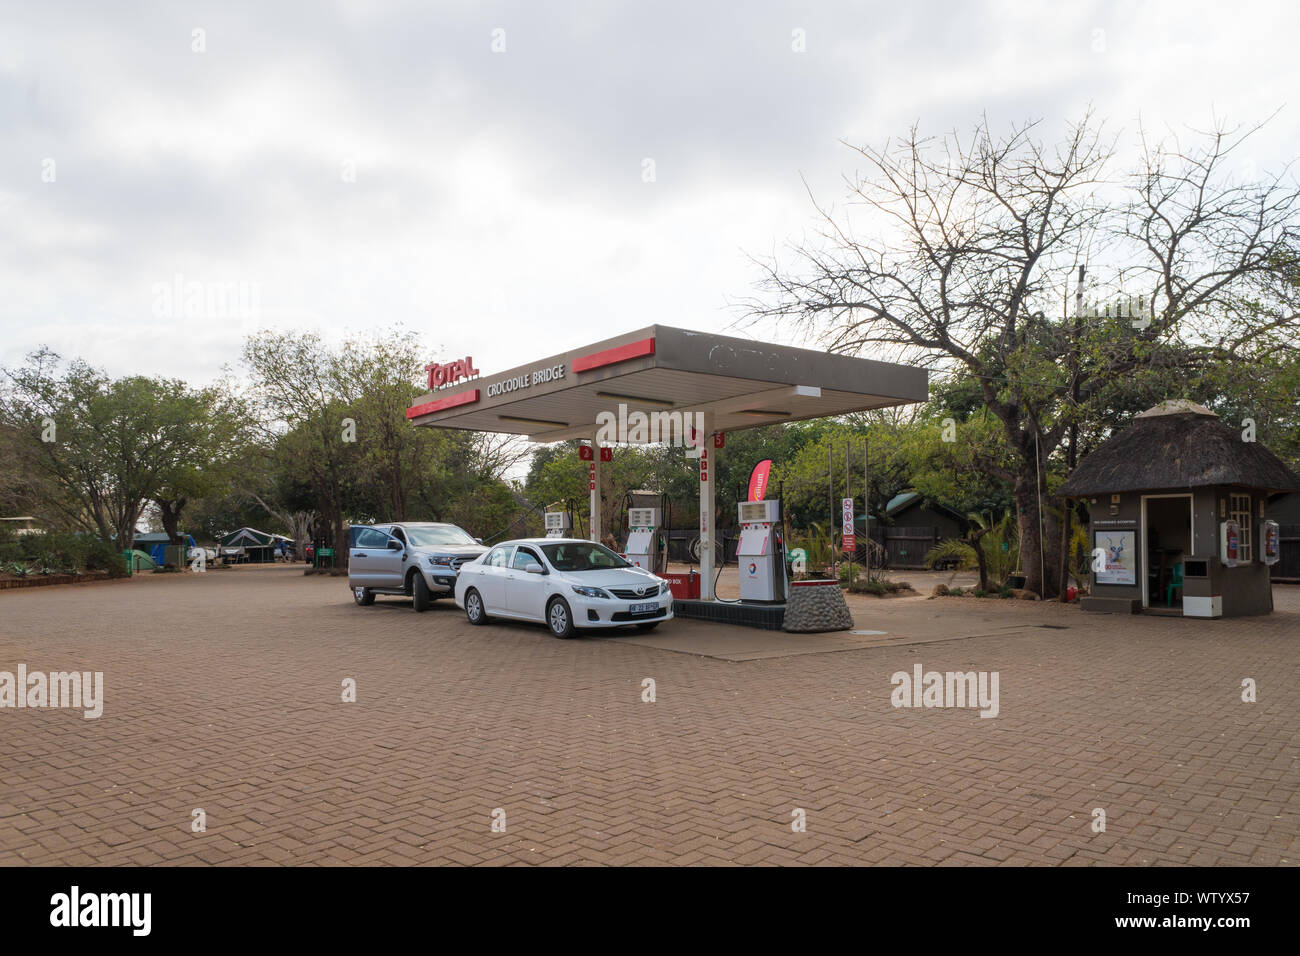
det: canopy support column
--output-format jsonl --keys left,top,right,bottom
{"left": 699, "top": 413, "right": 716, "bottom": 601}
{"left": 589, "top": 432, "right": 602, "bottom": 543}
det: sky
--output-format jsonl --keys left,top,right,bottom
{"left": 2, "top": 0, "right": 1298, "bottom": 386}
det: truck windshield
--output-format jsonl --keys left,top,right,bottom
{"left": 541, "top": 542, "right": 631, "bottom": 572}
{"left": 404, "top": 526, "right": 478, "bottom": 548}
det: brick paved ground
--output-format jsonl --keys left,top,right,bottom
{"left": 1, "top": 564, "right": 1296, "bottom": 865}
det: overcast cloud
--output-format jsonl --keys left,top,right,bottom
{"left": 2, "top": 0, "right": 1297, "bottom": 384}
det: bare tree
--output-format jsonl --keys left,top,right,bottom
{"left": 748, "top": 113, "right": 1299, "bottom": 596}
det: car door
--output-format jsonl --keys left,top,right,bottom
{"left": 351, "top": 527, "right": 403, "bottom": 589}
{"left": 475, "top": 545, "right": 514, "bottom": 611}
{"left": 506, "top": 546, "right": 548, "bottom": 619}
{"left": 385, "top": 526, "right": 413, "bottom": 589}
{"left": 350, "top": 527, "right": 388, "bottom": 587}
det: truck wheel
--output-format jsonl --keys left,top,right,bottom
{"left": 411, "top": 573, "right": 431, "bottom": 613}
{"left": 547, "top": 597, "right": 576, "bottom": 639}
{"left": 353, "top": 586, "right": 375, "bottom": 607}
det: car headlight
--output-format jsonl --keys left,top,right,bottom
{"left": 427, "top": 556, "right": 453, "bottom": 567}
{"left": 571, "top": 585, "right": 611, "bottom": 599}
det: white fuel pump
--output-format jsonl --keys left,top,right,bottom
{"left": 736, "top": 499, "right": 784, "bottom": 602}
{"left": 624, "top": 507, "right": 661, "bottom": 571}
{"left": 544, "top": 511, "right": 571, "bottom": 538}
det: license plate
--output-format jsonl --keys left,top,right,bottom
{"left": 629, "top": 602, "right": 657, "bottom": 614}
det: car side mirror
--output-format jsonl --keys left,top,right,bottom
{"left": 387, "top": 540, "right": 403, "bottom": 551}
{"left": 475, "top": 537, "right": 483, "bottom": 545}
{"left": 525, "top": 565, "right": 544, "bottom": 574}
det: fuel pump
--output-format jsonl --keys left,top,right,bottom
{"left": 737, "top": 499, "right": 784, "bottom": 602}
{"left": 624, "top": 506, "right": 662, "bottom": 571}
{"left": 544, "top": 511, "right": 571, "bottom": 538}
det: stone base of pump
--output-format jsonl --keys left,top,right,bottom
{"left": 672, "top": 599, "right": 786, "bottom": 630}
{"left": 782, "top": 580, "right": 854, "bottom": 633}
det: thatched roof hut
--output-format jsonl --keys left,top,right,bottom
{"left": 1060, "top": 401, "right": 1300, "bottom": 497}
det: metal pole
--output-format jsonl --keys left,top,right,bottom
{"left": 864, "top": 436, "right": 870, "bottom": 581}
{"left": 828, "top": 443, "right": 834, "bottom": 570}
{"left": 1034, "top": 427, "right": 1045, "bottom": 596}
{"left": 845, "top": 439, "right": 853, "bottom": 580}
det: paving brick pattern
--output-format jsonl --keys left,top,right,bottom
{"left": 1, "top": 565, "right": 1296, "bottom": 866}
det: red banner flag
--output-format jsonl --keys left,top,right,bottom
{"left": 747, "top": 459, "right": 772, "bottom": 501}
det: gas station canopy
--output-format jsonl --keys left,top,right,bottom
{"left": 406, "top": 325, "right": 928, "bottom": 440}
{"left": 407, "top": 325, "right": 927, "bottom": 606}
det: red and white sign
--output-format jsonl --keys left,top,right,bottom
{"left": 842, "top": 534, "right": 856, "bottom": 553}
{"left": 842, "top": 497, "right": 856, "bottom": 552}
{"left": 600, "top": 447, "right": 612, "bottom": 462}
{"left": 747, "top": 459, "right": 772, "bottom": 501}
{"left": 425, "top": 356, "right": 480, "bottom": 390}
{"left": 579, "top": 444, "right": 593, "bottom": 461}
{"left": 714, "top": 433, "right": 725, "bottom": 449}
{"left": 1222, "top": 519, "right": 1240, "bottom": 568}
{"left": 699, "top": 448, "right": 709, "bottom": 484}
{"left": 589, "top": 462, "right": 596, "bottom": 491}
{"left": 1263, "top": 519, "right": 1280, "bottom": 565}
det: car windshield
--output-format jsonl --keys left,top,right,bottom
{"left": 403, "top": 525, "right": 478, "bottom": 548}
{"left": 541, "top": 542, "right": 631, "bottom": 572}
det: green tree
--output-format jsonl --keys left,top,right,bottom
{"left": 0, "top": 348, "right": 249, "bottom": 548}
{"left": 750, "top": 114, "right": 1300, "bottom": 596}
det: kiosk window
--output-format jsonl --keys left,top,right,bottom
{"left": 1229, "top": 494, "right": 1253, "bottom": 561}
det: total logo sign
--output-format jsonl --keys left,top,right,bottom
{"left": 747, "top": 562, "right": 757, "bottom": 577}
{"left": 426, "top": 356, "right": 479, "bottom": 390}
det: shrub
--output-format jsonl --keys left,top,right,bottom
{"left": 0, "top": 531, "right": 127, "bottom": 578}
{"left": 848, "top": 577, "right": 913, "bottom": 596}
{"left": 972, "top": 588, "right": 988, "bottom": 598}
{"left": 84, "top": 537, "right": 128, "bottom": 576}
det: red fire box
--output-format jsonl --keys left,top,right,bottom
{"left": 663, "top": 570, "right": 701, "bottom": 600}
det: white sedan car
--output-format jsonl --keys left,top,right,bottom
{"left": 454, "top": 538, "right": 673, "bottom": 638}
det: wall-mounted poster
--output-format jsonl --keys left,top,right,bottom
{"left": 1095, "top": 530, "right": 1136, "bottom": 585}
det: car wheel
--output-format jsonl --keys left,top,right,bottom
{"left": 411, "top": 572, "right": 431, "bottom": 613}
{"left": 635, "top": 621, "right": 659, "bottom": 632}
{"left": 546, "top": 597, "right": 576, "bottom": 639}
{"left": 352, "top": 586, "right": 375, "bottom": 607}
{"left": 465, "top": 588, "right": 488, "bottom": 625}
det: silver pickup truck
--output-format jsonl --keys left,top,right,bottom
{"left": 348, "top": 522, "right": 487, "bottom": 612}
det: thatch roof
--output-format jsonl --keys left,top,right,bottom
{"left": 1059, "top": 403, "right": 1300, "bottom": 497}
